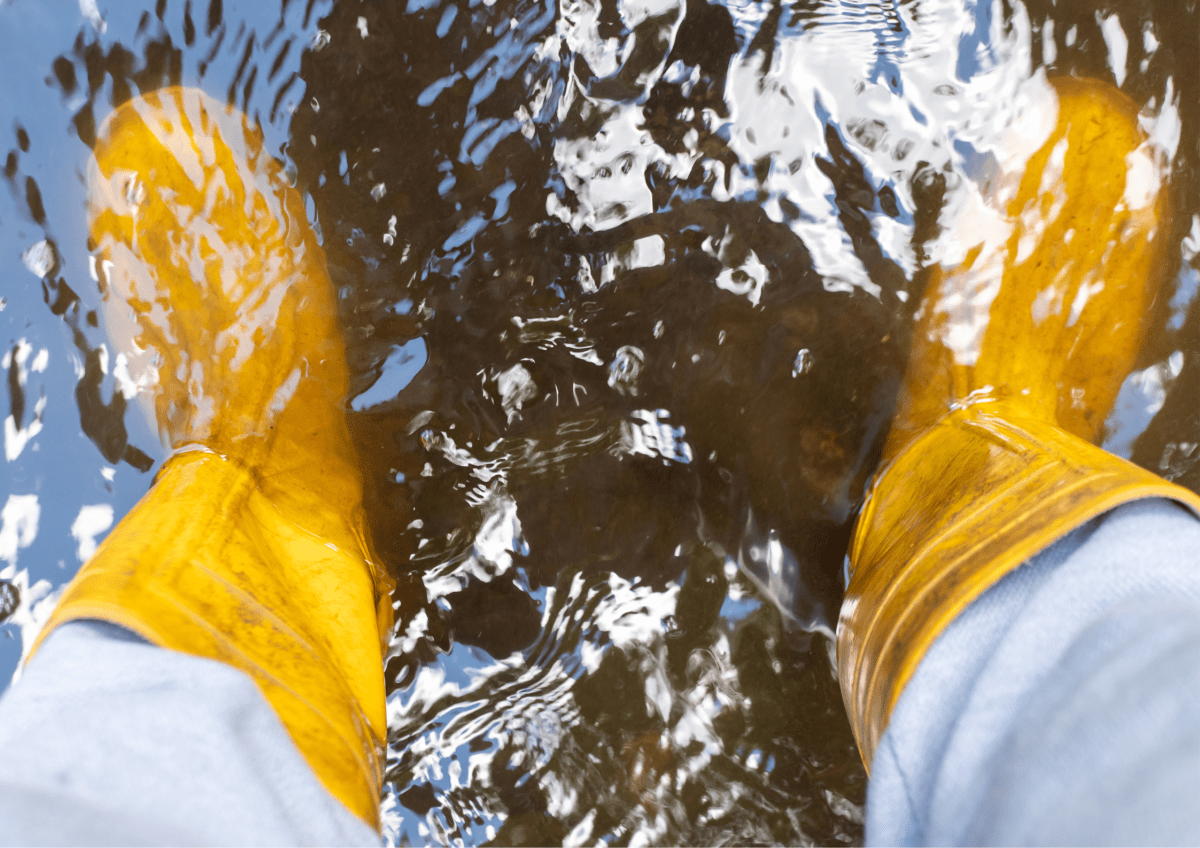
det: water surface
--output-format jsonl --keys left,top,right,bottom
{"left": 1, "top": 0, "right": 1197, "bottom": 844}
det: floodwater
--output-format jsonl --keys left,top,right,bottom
{"left": 1, "top": 0, "right": 1197, "bottom": 844}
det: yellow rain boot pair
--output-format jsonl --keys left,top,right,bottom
{"left": 31, "top": 88, "right": 393, "bottom": 829}
{"left": 838, "top": 77, "right": 1200, "bottom": 766}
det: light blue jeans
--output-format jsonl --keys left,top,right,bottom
{"left": 870, "top": 498, "right": 1200, "bottom": 845}
{"left": 0, "top": 621, "right": 377, "bottom": 846}
{"left": 0, "top": 498, "right": 1197, "bottom": 845}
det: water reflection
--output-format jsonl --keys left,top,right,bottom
{"left": 0, "top": 0, "right": 1197, "bottom": 844}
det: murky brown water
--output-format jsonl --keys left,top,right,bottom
{"left": 1, "top": 0, "right": 1197, "bottom": 845}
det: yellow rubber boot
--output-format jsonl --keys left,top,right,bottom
{"left": 838, "top": 77, "right": 1200, "bottom": 768}
{"left": 31, "top": 87, "right": 394, "bottom": 830}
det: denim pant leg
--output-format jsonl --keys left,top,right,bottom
{"left": 0, "top": 620, "right": 380, "bottom": 846}
{"left": 868, "top": 498, "right": 1200, "bottom": 846}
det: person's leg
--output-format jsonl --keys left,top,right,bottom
{"left": 838, "top": 76, "right": 1200, "bottom": 844}
{"left": 869, "top": 498, "right": 1200, "bottom": 845}
{"left": 0, "top": 621, "right": 377, "bottom": 846}
{"left": 12, "top": 86, "right": 394, "bottom": 839}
